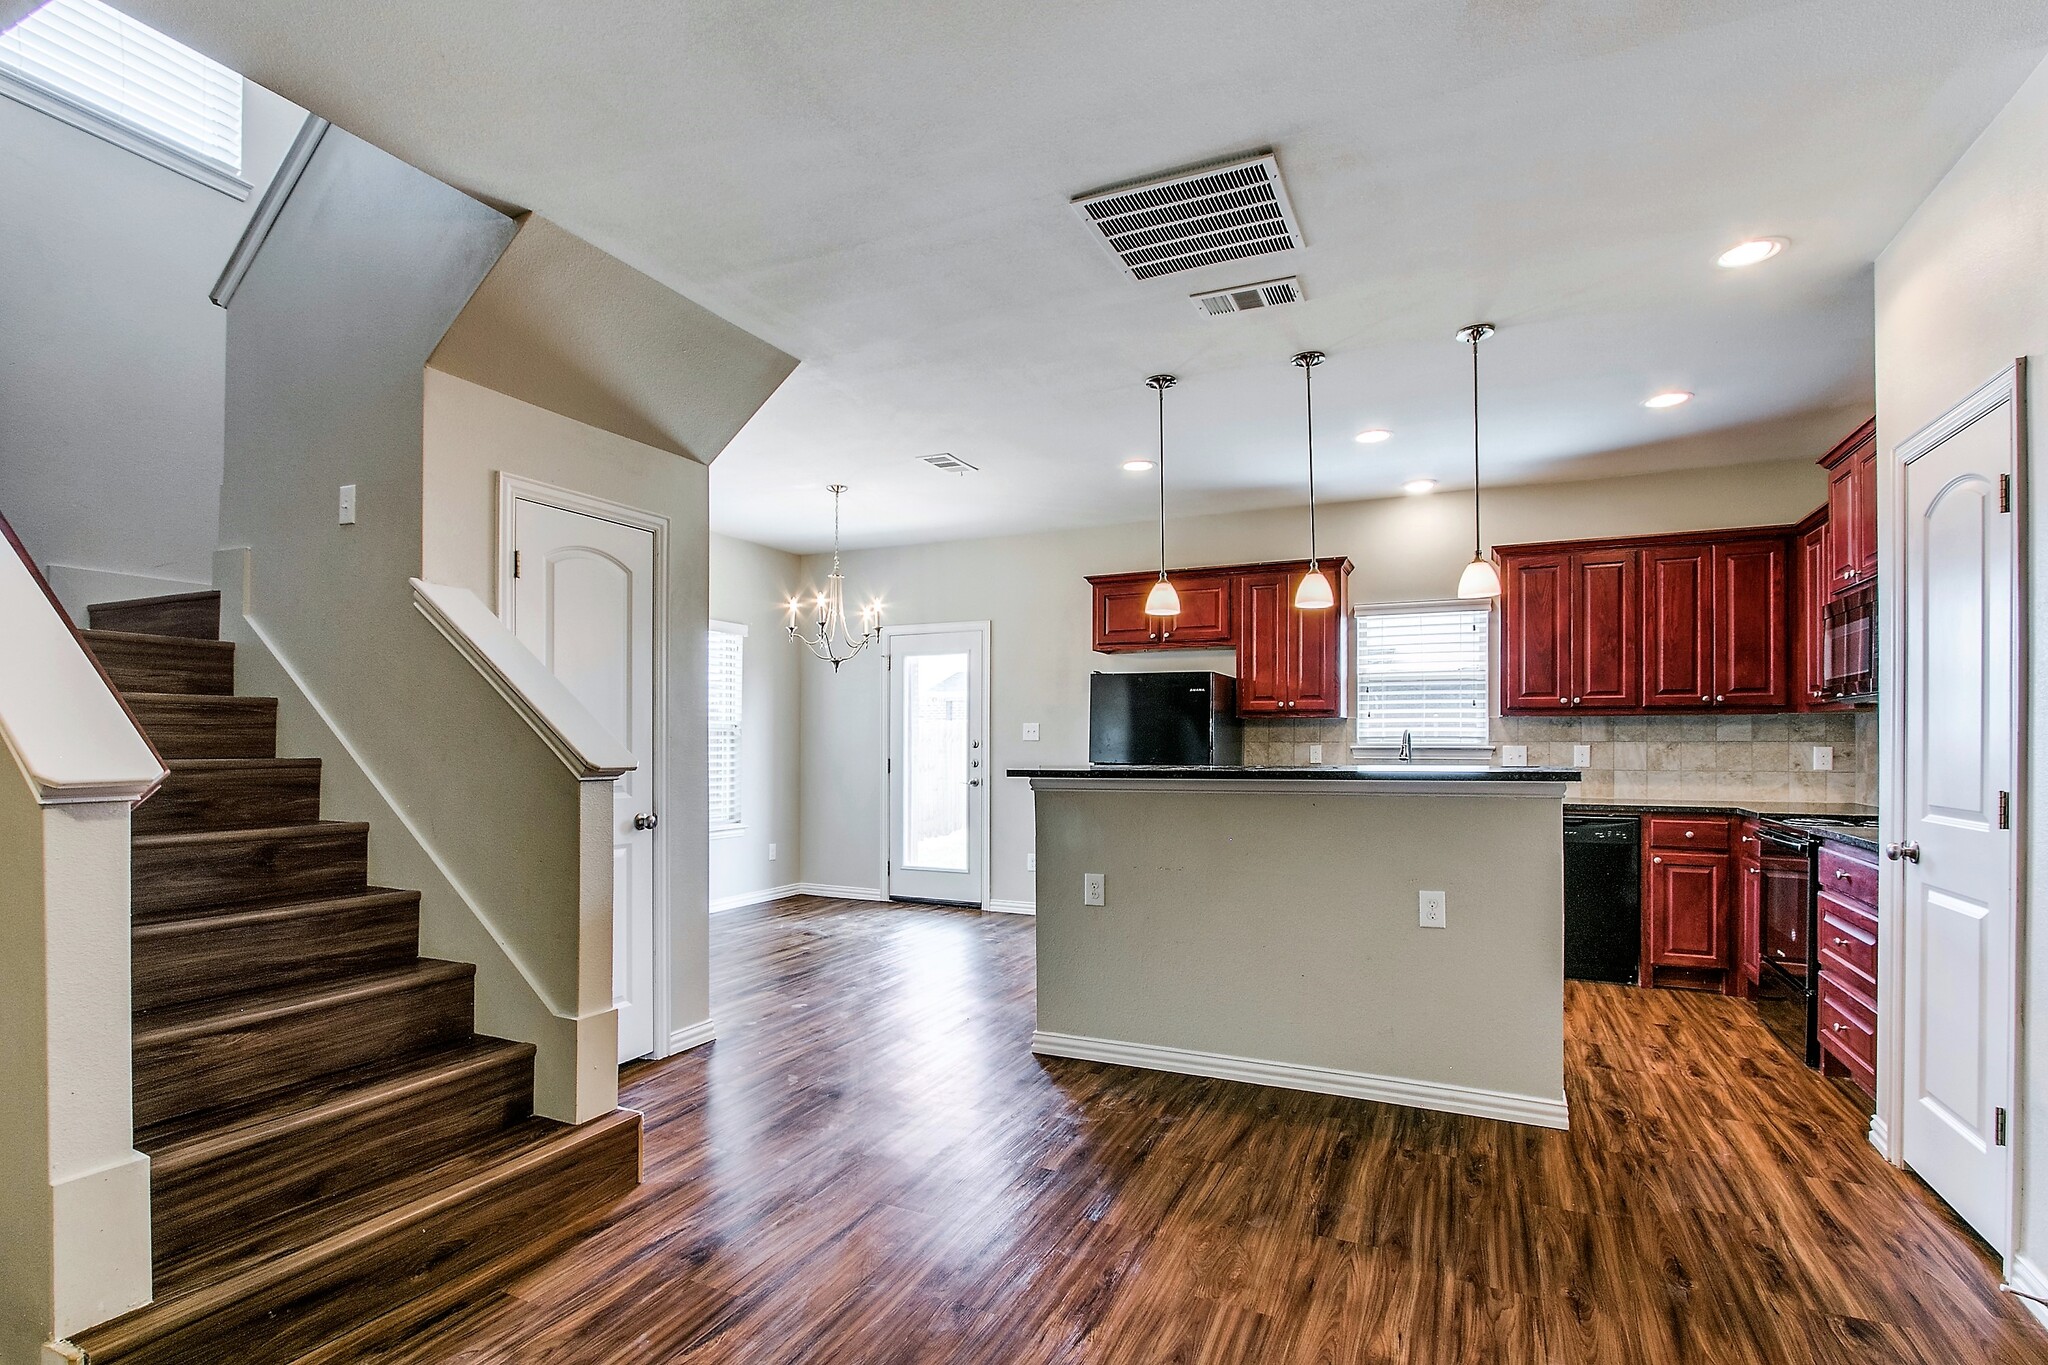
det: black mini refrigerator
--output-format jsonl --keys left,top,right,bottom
{"left": 1088, "top": 671, "right": 1243, "bottom": 766}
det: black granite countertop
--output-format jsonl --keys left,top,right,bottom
{"left": 1010, "top": 764, "right": 1582, "bottom": 782}
{"left": 1567, "top": 799, "right": 1881, "bottom": 852}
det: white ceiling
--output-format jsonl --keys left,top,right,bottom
{"left": 116, "top": 0, "right": 2048, "bottom": 553}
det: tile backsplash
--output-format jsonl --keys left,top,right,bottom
{"left": 1245, "top": 710, "right": 1878, "bottom": 806}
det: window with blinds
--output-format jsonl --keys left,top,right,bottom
{"left": 0, "top": 0, "right": 244, "bottom": 190}
{"left": 1355, "top": 604, "right": 1491, "bottom": 747}
{"left": 708, "top": 626, "right": 744, "bottom": 830}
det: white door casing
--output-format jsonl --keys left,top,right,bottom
{"left": 504, "top": 484, "right": 664, "bottom": 1063}
{"left": 1893, "top": 365, "right": 2022, "bottom": 1254}
{"left": 885, "top": 623, "right": 990, "bottom": 906}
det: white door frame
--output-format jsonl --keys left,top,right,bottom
{"left": 879, "top": 621, "right": 992, "bottom": 908}
{"left": 496, "top": 473, "right": 675, "bottom": 1059}
{"left": 1876, "top": 362, "right": 2027, "bottom": 1252}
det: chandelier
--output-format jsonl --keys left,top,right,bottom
{"left": 788, "top": 484, "right": 881, "bottom": 671}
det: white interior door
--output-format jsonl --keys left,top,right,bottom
{"left": 510, "top": 497, "right": 660, "bottom": 1063}
{"left": 886, "top": 626, "right": 988, "bottom": 905}
{"left": 1898, "top": 380, "right": 2018, "bottom": 1252}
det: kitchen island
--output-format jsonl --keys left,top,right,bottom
{"left": 1011, "top": 765, "right": 1580, "bottom": 1129}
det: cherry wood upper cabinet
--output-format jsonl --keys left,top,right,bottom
{"left": 1234, "top": 570, "right": 1292, "bottom": 715}
{"left": 1571, "top": 547, "right": 1640, "bottom": 709}
{"left": 1710, "top": 539, "right": 1789, "bottom": 708}
{"left": 1795, "top": 516, "right": 1830, "bottom": 708}
{"left": 1497, "top": 547, "right": 1639, "bottom": 712}
{"left": 1852, "top": 439, "right": 1879, "bottom": 583}
{"left": 1640, "top": 544, "right": 1715, "bottom": 709}
{"left": 1819, "top": 419, "right": 1878, "bottom": 599}
{"left": 1088, "top": 570, "right": 1233, "bottom": 652}
{"left": 1499, "top": 551, "right": 1572, "bottom": 712}
{"left": 1235, "top": 563, "right": 1352, "bottom": 717}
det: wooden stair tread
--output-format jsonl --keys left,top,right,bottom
{"left": 133, "top": 958, "right": 472, "bottom": 1048}
{"left": 140, "top": 1037, "right": 532, "bottom": 1161}
{"left": 77, "top": 1110, "right": 641, "bottom": 1358}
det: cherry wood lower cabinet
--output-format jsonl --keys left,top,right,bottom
{"left": 1642, "top": 816, "right": 1734, "bottom": 991}
{"left": 1735, "top": 821, "right": 1763, "bottom": 994}
{"left": 1817, "top": 841, "right": 1881, "bottom": 1097}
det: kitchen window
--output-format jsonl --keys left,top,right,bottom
{"left": 708, "top": 623, "right": 745, "bottom": 832}
{"left": 1354, "top": 603, "right": 1491, "bottom": 751}
{"left": 0, "top": 0, "right": 247, "bottom": 196}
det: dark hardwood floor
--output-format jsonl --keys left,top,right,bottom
{"left": 353, "top": 896, "right": 2045, "bottom": 1364}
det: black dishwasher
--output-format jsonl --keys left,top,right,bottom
{"left": 1564, "top": 816, "right": 1641, "bottom": 984}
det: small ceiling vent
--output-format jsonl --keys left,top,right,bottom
{"left": 1191, "top": 276, "right": 1303, "bottom": 318}
{"left": 918, "top": 452, "right": 978, "bottom": 474}
{"left": 1072, "top": 152, "right": 1303, "bottom": 281}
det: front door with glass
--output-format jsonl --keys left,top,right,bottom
{"left": 885, "top": 626, "right": 988, "bottom": 905}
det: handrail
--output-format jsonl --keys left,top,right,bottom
{"left": 212, "top": 113, "right": 332, "bottom": 308}
{"left": 409, "top": 579, "right": 636, "bottom": 780}
{"left": 0, "top": 508, "right": 166, "bottom": 804}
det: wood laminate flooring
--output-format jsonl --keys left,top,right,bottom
{"left": 357, "top": 896, "right": 2045, "bottom": 1364}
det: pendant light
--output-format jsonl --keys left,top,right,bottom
{"left": 1143, "top": 374, "right": 1181, "bottom": 617}
{"left": 1290, "top": 350, "right": 1335, "bottom": 609}
{"left": 1455, "top": 323, "right": 1504, "bottom": 600}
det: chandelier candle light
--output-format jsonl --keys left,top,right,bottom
{"left": 1455, "top": 323, "right": 1503, "bottom": 600}
{"left": 1143, "top": 374, "right": 1181, "bottom": 617}
{"left": 788, "top": 483, "right": 882, "bottom": 671}
{"left": 1291, "top": 350, "right": 1334, "bottom": 609}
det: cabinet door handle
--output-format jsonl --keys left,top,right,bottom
{"left": 1684, "top": 830, "right": 1695, "bottom": 839}
{"left": 1652, "top": 856, "right": 1663, "bottom": 865}
{"left": 1832, "top": 936, "right": 1852, "bottom": 947}
{"left": 1701, "top": 694, "right": 1711, "bottom": 703}
{"left": 1833, "top": 870, "right": 1851, "bottom": 880}
{"left": 1715, "top": 694, "right": 1726, "bottom": 703}
{"left": 1830, "top": 1021, "right": 1848, "bottom": 1033}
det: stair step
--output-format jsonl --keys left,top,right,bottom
{"left": 126, "top": 692, "right": 277, "bottom": 760}
{"left": 86, "top": 589, "right": 221, "bottom": 640}
{"left": 74, "top": 1110, "right": 641, "bottom": 1365}
{"left": 134, "top": 960, "right": 475, "bottom": 1132}
{"left": 132, "top": 888, "right": 419, "bottom": 1012}
{"left": 132, "top": 821, "right": 367, "bottom": 918}
{"left": 79, "top": 628, "right": 234, "bottom": 696}
{"left": 133, "top": 757, "right": 323, "bottom": 835}
{"left": 144, "top": 1038, "right": 537, "bottom": 1280}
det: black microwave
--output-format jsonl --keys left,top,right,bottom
{"left": 1822, "top": 582, "right": 1877, "bottom": 702}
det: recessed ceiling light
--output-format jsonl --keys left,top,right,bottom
{"left": 1121, "top": 458, "right": 1155, "bottom": 472}
{"left": 1354, "top": 428, "right": 1392, "bottom": 444}
{"left": 1716, "top": 237, "right": 1786, "bottom": 268}
{"left": 1403, "top": 478, "right": 1437, "bottom": 495}
{"left": 1644, "top": 390, "right": 1693, "bottom": 409}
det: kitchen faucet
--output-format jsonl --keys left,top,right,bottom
{"left": 1397, "top": 730, "right": 1414, "bottom": 762}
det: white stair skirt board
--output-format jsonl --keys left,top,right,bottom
{"left": 667, "top": 1018, "right": 717, "bottom": 1053}
{"left": 2006, "top": 1255, "right": 2048, "bottom": 1330}
{"left": 710, "top": 884, "right": 803, "bottom": 914}
{"left": 984, "top": 899, "right": 1037, "bottom": 916}
{"left": 798, "top": 883, "right": 885, "bottom": 901}
{"left": 1030, "top": 1031, "right": 1570, "bottom": 1131}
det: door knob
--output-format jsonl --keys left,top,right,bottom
{"left": 1885, "top": 841, "right": 1921, "bottom": 863}
{"left": 633, "top": 812, "right": 659, "bottom": 831}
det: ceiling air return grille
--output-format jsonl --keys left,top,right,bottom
{"left": 1073, "top": 153, "right": 1303, "bottom": 280}
{"left": 918, "top": 452, "right": 978, "bottom": 474}
{"left": 1191, "top": 276, "right": 1303, "bottom": 318}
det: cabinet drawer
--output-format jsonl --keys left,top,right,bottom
{"left": 1645, "top": 817, "right": 1730, "bottom": 852}
{"left": 1818, "top": 844, "right": 1878, "bottom": 911}
{"left": 1818, "top": 894, "right": 1877, "bottom": 997}
{"left": 1819, "top": 975, "right": 1877, "bottom": 1084}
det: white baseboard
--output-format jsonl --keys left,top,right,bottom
{"left": 1030, "top": 1030, "right": 1570, "bottom": 1130}
{"left": 2005, "top": 1253, "right": 2048, "bottom": 1330}
{"left": 1867, "top": 1113, "right": 1891, "bottom": 1161}
{"left": 710, "top": 883, "right": 802, "bottom": 914}
{"left": 796, "top": 882, "right": 885, "bottom": 901}
{"left": 984, "top": 899, "right": 1036, "bottom": 916}
{"left": 667, "top": 1017, "right": 717, "bottom": 1053}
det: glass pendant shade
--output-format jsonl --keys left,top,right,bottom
{"left": 1293, "top": 568, "right": 1334, "bottom": 610}
{"left": 1144, "top": 576, "right": 1181, "bottom": 616}
{"left": 1457, "top": 554, "right": 1503, "bottom": 600}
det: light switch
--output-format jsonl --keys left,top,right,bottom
{"left": 338, "top": 484, "right": 358, "bottom": 525}
{"left": 1501, "top": 745, "right": 1528, "bottom": 767}
{"left": 1083, "top": 873, "right": 1105, "bottom": 907}
{"left": 1419, "top": 890, "right": 1447, "bottom": 928}
{"left": 1027, "top": 852, "right": 1036, "bottom": 872}
{"left": 1572, "top": 744, "right": 1592, "bottom": 767}
{"left": 768, "top": 843, "right": 778, "bottom": 862}
{"left": 1811, "top": 746, "right": 1834, "bottom": 772}
{"left": 1022, "top": 722, "right": 1040, "bottom": 741}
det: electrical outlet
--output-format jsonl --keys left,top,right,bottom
{"left": 1419, "top": 890, "right": 1447, "bottom": 929}
{"left": 1083, "top": 873, "right": 1105, "bottom": 907}
{"left": 338, "top": 484, "right": 357, "bottom": 525}
{"left": 1022, "top": 722, "right": 1040, "bottom": 741}
{"left": 1811, "top": 746, "right": 1834, "bottom": 772}
{"left": 1308, "top": 743, "right": 1324, "bottom": 764}
{"left": 1027, "top": 852, "right": 1036, "bottom": 872}
{"left": 768, "top": 843, "right": 778, "bottom": 862}
{"left": 1501, "top": 745, "right": 1528, "bottom": 767}
{"left": 1572, "top": 744, "right": 1592, "bottom": 768}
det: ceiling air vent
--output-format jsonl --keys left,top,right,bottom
{"left": 1191, "top": 276, "right": 1303, "bottom": 318}
{"left": 1072, "top": 152, "right": 1303, "bottom": 281}
{"left": 918, "top": 452, "right": 978, "bottom": 474}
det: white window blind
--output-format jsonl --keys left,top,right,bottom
{"left": 1355, "top": 605, "right": 1491, "bottom": 747}
{"left": 0, "top": 0, "right": 243, "bottom": 180}
{"left": 708, "top": 626, "right": 744, "bottom": 830}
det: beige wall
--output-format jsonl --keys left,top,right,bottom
{"left": 422, "top": 368, "right": 715, "bottom": 1041}
{"left": 708, "top": 534, "right": 804, "bottom": 909}
{"left": 1875, "top": 51, "right": 2048, "bottom": 1299}
{"left": 797, "top": 456, "right": 1834, "bottom": 904}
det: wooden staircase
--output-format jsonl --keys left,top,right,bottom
{"left": 72, "top": 591, "right": 640, "bottom": 1365}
